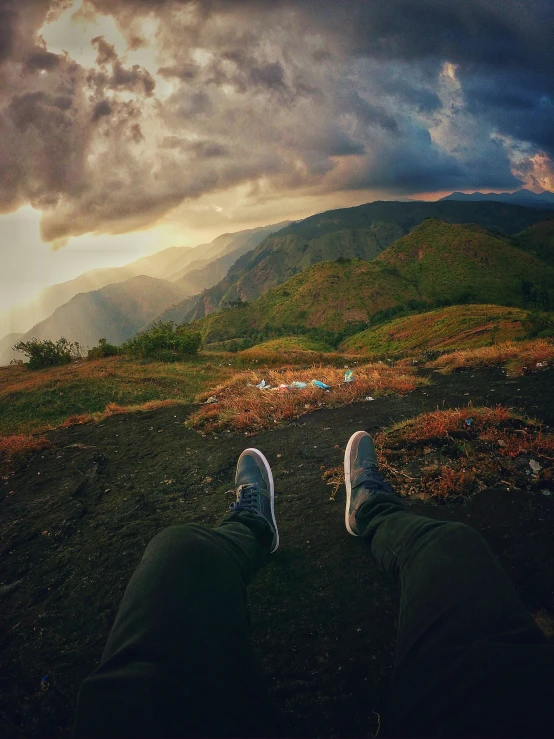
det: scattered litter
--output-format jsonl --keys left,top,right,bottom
{"left": 365, "top": 396, "right": 375, "bottom": 402}
{"left": 542, "top": 490, "right": 551, "bottom": 497}
{"left": 256, "top": 379, "right": 268, "bottom": 389}
{"left": 529, "top": 459, "right": 542, "bottom": 475}
{"left": 536, "top": 362, "right": 548, "bottom": 368}
{"left": 205, "top": 396, "right": 218, "bottom": 404}
{"left": 276, "top": 384, "right": 290, "bottom": 392}
{"left": 312, "top": 380, "right": 330, "bottom": 389}
{"left": 290, "top": 381, "right": 308, "bottom": 389}
{"left": 465, "top": 418, "right": 473, "bottom": 428}
{"left": 344, "top": 370, "right": 355, "bottom": 383}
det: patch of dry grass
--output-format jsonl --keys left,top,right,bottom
{"left": 426, "top": 339, "right": 554, "bottom": 376}
{"left": 189, "top": 364, "right": 426, "bottom": 433}
{"left": 379, "top": 406, "right": 554, "bottom": 501}
{"left": 321, "top": 406, "right": 554, "bottom": 504}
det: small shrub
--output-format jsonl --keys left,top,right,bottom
{"left": 124, "top": 321, "right": 202, "bottom": 360}
{"left": 87, "top": 338, "right": 121, "bottom": 360}
{"left": 523, "top": 312, "right": 554, "bottom": 339}
{"left": 13, "top": 337, "right": 81, "bottom": 370}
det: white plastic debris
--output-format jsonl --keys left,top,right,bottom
{"left": 529, "top": 459, "right": 542, "bottom": 475}
{"left": 290, "top": 381, "right": 308, "bottom": 389}
{"left": 256, "top": 379, "right": 267, "bottom": 389}
{"left": 205, "top": 396, "right": 218, "bottom": 404}
{"left": 344, "top": 370, "right": 354, "bottom": 383}
{"left": 365, "top": 396, "right": 375, "bottom": 401}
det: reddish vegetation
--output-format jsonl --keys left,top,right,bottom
{"left": 427, "top": 339, "right": 554, "bottom": 375}
{"left": 321, "top": 406, "right": 554, "bottom": 503}
{"left": 0, "top": 435, "right": 53, "bottom": 477}
{"left": 376, "top": 407, "right": 554, "bottom": 501}
{"left": 190, "top": 364, "right": 425, "bottom": 433}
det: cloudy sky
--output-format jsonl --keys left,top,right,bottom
{"left": 1, "top": 0, "right": 553, "bottom": 315}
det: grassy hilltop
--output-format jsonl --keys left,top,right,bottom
{"left": 340, "top": 305, "right": 530, "bottom": 355}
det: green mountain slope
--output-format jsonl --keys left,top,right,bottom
{"left": 340, "top": 305, "right": 530, "bottom": 355}
{"left": 19, "top": 276, "right": 187, "bottom": 349}
{"left": 183, "top": 200, "right": 552, "bottom": 322}
{"left": 512, "top": 221, "right": 554, "bottom": 267}
{"left": 189, "top": 219, "right": 554, "bottom": 343}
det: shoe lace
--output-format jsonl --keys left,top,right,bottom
{"left": 356, "top": 461, "right": 394, "bottom": 493}
{"left": 229, "top": 483, "right": 261, "bottom": 513}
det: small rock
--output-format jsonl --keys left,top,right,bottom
{"left": 541, "top": 490, "right": 551, "bottom": 497}
{"left": 529, "top": 459, "right": 542, "bottom": 475}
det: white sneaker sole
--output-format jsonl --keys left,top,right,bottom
{"left": 239, "top": 448, "right": 279, "bottom": 553}
{"left": 344, "top": 431, "right": 370, "bottom": 536}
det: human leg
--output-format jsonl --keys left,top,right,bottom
{"left": 74, "top": 449, "right": 283, "bottom": 739}
{"left": 345, "top": 431, "right": 554, "bottom": 738}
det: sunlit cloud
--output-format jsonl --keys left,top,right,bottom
{"left": 0, "top": 0, "right": 552, "bottom": 251}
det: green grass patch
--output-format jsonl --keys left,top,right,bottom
{"left": 243, "top": 336, "right": 333, "bottom": 353}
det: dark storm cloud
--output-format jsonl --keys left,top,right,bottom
{"left": 0, "top": 0, "right": 552, "bottom": 243}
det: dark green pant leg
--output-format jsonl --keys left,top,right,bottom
{"left": 357, "top": 495, "right": 554, "bottom": 738}
{"left": 74, "top": 515, "right": 283, "bottom": 739}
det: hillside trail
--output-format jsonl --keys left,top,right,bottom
{"left": 1, "top": 367, "right": 553, "bottom": 738}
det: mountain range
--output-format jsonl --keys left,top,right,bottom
{"left": 1, "top": 222, "right": 289, "bottom": 340}
{"left": 1, "top": 198, "right": 553, "bottom": 366}
{"left": 168, "top": 200, "right": 553, "bottom": 324}
{"left": 0, "top": 222, "right": 288, "bottom": 363}
{"left": 190, "top": 218, "right": 554, "bottom": 343}
{"left": 440, "top": 189, "right": 554, "bottom": 209}
{"left": 14, "top": 276, "right": 186, "bottom": 350}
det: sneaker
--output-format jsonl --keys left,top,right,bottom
{"left": 344, "top": 431, "right": 398, "bottom": 536}
{"left": 229, "top": 448, "right": 279, "bottom": 553}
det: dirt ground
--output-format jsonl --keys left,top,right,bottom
{"left": 1, "top": 366, "right": 553, "bottom": 738}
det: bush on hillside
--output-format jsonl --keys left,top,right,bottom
{"left": 523, "top": 312, "right": 554, "bottom": 339}
{"left": 123, "top": 321, "right": 202, "bottom": 360}
{"left": 14, "top": 337, "right": 81, "bottom": 370}
{"left": 87, "top": 338, "right": 121, "bottom": 360}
